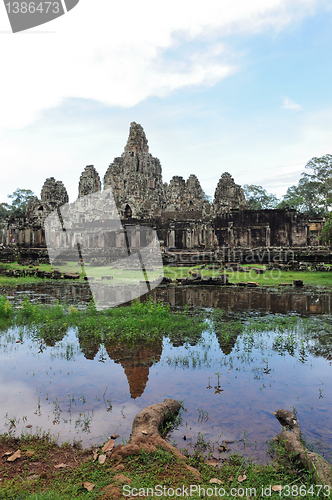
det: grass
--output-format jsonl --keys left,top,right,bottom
{"left": 0, "top": 430, "right": 328, "bottom": 499}
{"left": 0, "top": 295, "right": 206, "bottom": 346}
{"left": 164, "top": 264, "right": 332, "bottom": 287}
{"left": 1, "top": 261, "right": 332, "bottom": 287}
{"left": 0, "top": 260, "right": 162, "bottom": 287}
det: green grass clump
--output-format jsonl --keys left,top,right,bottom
{"left": 0, "top": 434, "right": 324, "bottom": 500}
{"left": 0, "top": 296, "right": 205, "bottom": 346}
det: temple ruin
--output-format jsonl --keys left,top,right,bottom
{"left": 0, "top": 122, "right": 328, "bottom": 265}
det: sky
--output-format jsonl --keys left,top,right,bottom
{"left": 0, "top": 0, "right": 332, "bottom": 205}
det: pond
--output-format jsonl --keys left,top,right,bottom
{"left": 1, "top": 283, "right": 332, "bottom": 464}
{"left": 2, "top": 281, "right": 332, "bottom": 315}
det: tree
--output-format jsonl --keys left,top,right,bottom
{"left": 303, "top": 154, "right": 332, "bottom": 215}
{"left": 277, "top": 177, "right": 323, "bottom": 216}
{"left": 0, "top": 189, "right": 35, "bottom": 218}
{"left": 276, "top": 185, "right": 303, "bottom": 210}
{"left": 321, "top": 213, "right": 332, "bottom": 244}
{"left": 0, "top": 202, "right": 11, "bottom": 218}
{"left": 243, "top": 184, "right": 279, "bottom": 210}
{"left": 7, "top": 188, "right": 35, "bottom": 217}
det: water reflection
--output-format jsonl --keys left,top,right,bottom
{"left": 2, "top": 282, "right": 332, "bottom": 315}
{"left": 1, "top": 293, "right": 332, "bottom": 462}
{"left": 77, "top": 328, "right": 100, "bottom": 360}
{"left": 153, "top": 286, "right": 332, "bottom": 316}
{"left": 104, "top": 341, "right": 163, "bottom": 399}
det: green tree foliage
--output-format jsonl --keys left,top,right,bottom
{"left": 0, "top": 188, "right": 35, "bottom": 218}
{"left": 277, "top": 185, "right": 303, "bottom": 211}
{"left": 321, "top": 212, "right": 332, "bottom": 244}
{"left": 0, "top": 202, "right": 11, "bottom": 218}
{"left": 278, "top": 154, "right": 332, "bottom": 216}
{"left": 243, "top": 184, "right": 279, "bottom": 209}
{"left": 277, "top": 177, "right": 322, "bottom": 215}
{"left": 303, "top": 154, "right": 332, "bottom": 215}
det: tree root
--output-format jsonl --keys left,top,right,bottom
{"left": 273, "top": 409, "right": 332, "bottom": 486}
{"left": 110, "top": 398, "right": 186, "bottom": 460}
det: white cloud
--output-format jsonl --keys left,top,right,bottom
{"left": 282, "top": 97, "right": 302, "bottom": 111}
{"left": 0, "top": 0, "right": 323, "bottom": 134}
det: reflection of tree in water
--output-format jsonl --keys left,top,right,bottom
{"left": 38, "top": 323, "right": 67, "bottom": 347}
{"left": 245, "top": 317, "right": 332, "bottom": 363}
{"left": 272, "top": 335, "right": 296, "bottom": 357}
{"left": 211, "top": 311, "right": 244, "bottom": 355}
{"left": 170, "top": 337, "right": 201, "bottom": 348}
{"left": 77, "top": 327, "right": 100, "bottom": 360}
{"left": 308, "top": 336, "right": 332, "bottom": 361}
{"left": 104, "top": 341, "right": 162, "bottom": 399}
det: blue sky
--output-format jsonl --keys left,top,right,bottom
{"left": 0, "top": 0, "right": 331, "bottom": 204}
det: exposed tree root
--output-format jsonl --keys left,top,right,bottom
{"left": 111, "top": 398, "right": 186, "bottom": 459}
{"left": 273, "top": 409, "right": 332, "bottom": 486}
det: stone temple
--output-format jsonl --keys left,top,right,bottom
{"left": 0, "top": 122, "right": 327, "bottom": 264}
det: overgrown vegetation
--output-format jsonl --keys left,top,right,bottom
{"left": 0, "top": 295, "right": 205, "bottom": 346}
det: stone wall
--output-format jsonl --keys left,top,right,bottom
{"left": 26, "top": 177, "right": 69, "bottom": 220}
{"left": 103, "top": 122, "right": 166, "bottom": 218}
{"left": 164, "top": 174, "right": 207, "bottom": 212}
{"left": 213, "top": 172, "right": 248, "bottom": 214}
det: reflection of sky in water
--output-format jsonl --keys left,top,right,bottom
{"left": 0, "top": 323, "right": 332, "bottom": 463}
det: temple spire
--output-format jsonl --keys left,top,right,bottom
{"left": 124, "top": 122, "right": 149, "bottom": 154}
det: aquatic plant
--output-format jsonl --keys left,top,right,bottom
{"left": 0, "top": 295, "right": 13, "bottom": 318}
{"left": 0, "top": 295, "right": 206, "bottom": 346}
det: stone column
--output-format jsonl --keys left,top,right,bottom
{"left": 305, "top": 225, "right": 310, "bottom": 246}
{"left": 169, "top": 229, "right": 175, "bottom": 247}
{"left": 285, "top": 224, "right": 290, "bottom": 246}
{"left": 266, "top": 226, "right": 271, "bottom": 247}
{"left": 228, "top": 228, "right": 234, "bottom": 248}
{"left": 134, "top": 226, "right": 141, "bottom": 248}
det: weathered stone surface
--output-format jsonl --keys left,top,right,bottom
{"left": 78, "top": 165, "right": 101, "bottom": 198}
{"left": 165, "top": 174, "right": 205, "bottom": 212}
{"left": 41, "top": 177, "right": 69, "bottom": 206}
{"left": 213, "top": 172, "right": 247, "bottom": 215}
{"left": 104, "top": 122, "right": 166, "bottom": 217}
{"left": 25, "top": 177, "right": 69, "bottom": 219}
{"left": 124, "top": 121, "right": 149, "bottom": 154}
{"left": 0, "top": 121, "right": 328, "bottom": 262}
{"left": 25, "top": 196, "right": 40, "bottom": 216}
{"left": 164, "top": 176, "right": 185, "bottom": 212}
